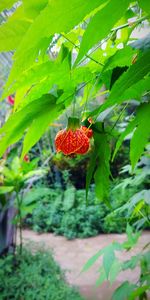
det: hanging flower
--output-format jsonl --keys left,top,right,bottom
{"left": 55, "top": 117, "right": 90, "bottom": 155}
{"left": 7, "top": 95, "right": 14, "bottom": 106}
{"left": 23, "top": 154, "right": 30, "bottom": 162}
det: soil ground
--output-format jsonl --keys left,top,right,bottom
{"left": 22, "top": 230, "right": 150, "bottom": 300}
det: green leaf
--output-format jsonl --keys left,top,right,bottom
{"left": 76, "top": 0, "right": 131, "bottom": 64}
{"left": 138, "top": 0, "right": 150, "bottom": 15}
{"left": 0, "top": 94, "right": 63, "bottom": 158}
{"left": 86, "top": 149, "right": 97, "bottom": 202}
{"left": 90, "top": 51, "right": 150, "bottom": 118}
{"left": 123, "top": 224, "right": 141, "bottom": 250}
{"left": 94, "top": 131, "right": 111, "bottom": 203}
{"left": 112, "top": 281, "right": 136, "bottom": 300}
{"left": 106, "top": 50, "right": 150, "bottom": 104}
{"left": 0, "top": 7, "right": 31, "bottom": 52}
{"left": 82, "top": 249, "right": 103, "bottom": 273}
{"left": 130, "top": 103, "right": 150, "bottom": 169}
{"left": 7, "top": 0, "right": 103, "bottom": 82}
{"left": 23, "top": 187, "right": 52, "bottom": 205}
{"left": 109, "top": 259, "right": 122, "bottom": 284}
{"left": 113, "top": 102, "right": 150, "bottom": 168}
{"left": 129, "top": 286, "right": 149, "bottom": 300}
{"left": 63, "top": 186, "right": 76, "bottom": 211}
{"left": 103, "top": 46, "right": 136, "bottom": 72}
{"left": 103, "top": 244, "right": 115, "bottom": 279}
{"left": 96, "top": 266, "right": 107, "bottom": 286}
{"left": 0, "top": 0, "right": 17, "bottom": 12}
{"left": 122, "top": 254, "right": 141, "bottom": 271}
{"left": 21, "top": 100, "right": 63, "bottom": 158}
{"left": 0, "top": 186, "right": 14, "bottom": 194}
{"left": 23, "top": 0, "right": 48, "bottom": 18}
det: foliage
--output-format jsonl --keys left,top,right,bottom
{"left": 0, "top": 0, "right": 150, "bottom": 203}
{"left": 25, "top": 187, "right": 106, "bottom": 239}
{"left": 24, "top": 181, "right": 144, "bottom": 238}
{"left": 0, "top": 246, "right": 83, "bottom": 300}
{"left": 82, "top": 224, "right": 150, "bottom": 300}
{"left": 0, "top": 156, "right": 47, "bottom": 254}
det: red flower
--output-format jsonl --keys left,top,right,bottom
{"left": 7, "top": 95, "right": 14, "bottom": 106}
{"left": 55, "top": 118, "right": 90, "bottom": 155}
{"left": 81, "top": 126, "right": 93, "bottom": 139}
{"left": 23, "top": 154, "right": 30, "bottom": 162}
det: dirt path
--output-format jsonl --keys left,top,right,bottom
{"left": 22, "top": 230, "right": 150, "bottom": 300}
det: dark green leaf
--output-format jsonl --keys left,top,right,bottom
{"left": 90, "top": 51, "right": 150, "bottom": 118}
{"left": 138, "top": 0, "right": 150, "bottom": 15}
{"left": 86, "top": 149, "right": 97, "bottom": 202}
{"left": 94, "top": 131, "right": 111, "bottom": 203}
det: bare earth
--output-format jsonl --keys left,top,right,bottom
{"left": 22, "top": 230, "right": 150, "bottom": 300}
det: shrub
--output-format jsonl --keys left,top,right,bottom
{"left": 0, "top": 247, "right": 83, "bottom": 300}
{"left": 25, "top": 183, "right": 142, "bottom": 238}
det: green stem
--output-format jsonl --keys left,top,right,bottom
{"left": 111, "top": 15, "right": 147, "bottom": 32}
{"left": 61, "top": 33, "right": 104, "bottom": 66}
{"left": 16, "top": 193, "right": 23, "bottom": 255}
{"left": 61, "top": 15, "right": 147, "bottom": 67}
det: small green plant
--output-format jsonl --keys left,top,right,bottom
{"left": 0, "top": 156, "right": 46, "bottom": 254}
{"left": 82, "top": 224, "right": 150, "bottom": 300}
{"left": 0, "top": 246, "right": 83, "bottom": 300}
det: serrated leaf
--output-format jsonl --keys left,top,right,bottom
{"left": 76, "top": 0, "right": 131, "bottom": 64}
{"left": 103, "top": 46, "right": 136, "bottom": 72}
{"left": 106, "top": 50, "right": 150, "bottom": 104}
{"left": 90, "top": 51, "right": 150, "bottom": 118}
{"left": 6, "top": 0, "right": 103, "bottom": 83}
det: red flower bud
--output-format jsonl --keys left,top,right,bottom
{"left": 7, "top": 95, "right": 14, "bottom": 105}
{"left": 23, "top": 154, "right": 30, "bottom": 162}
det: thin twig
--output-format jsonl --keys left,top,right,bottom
{"left": 61, "top": 33, "right": 104, "bottom": 67}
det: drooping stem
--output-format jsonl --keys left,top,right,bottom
{"left": 16, "top": 193, "right": 23, "bottom": 255}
